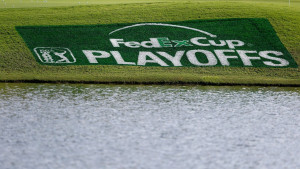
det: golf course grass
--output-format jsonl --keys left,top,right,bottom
{"left": 0, "top": 0, "right": 299, "bottom": 86}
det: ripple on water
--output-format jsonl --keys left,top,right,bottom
{"left": 0, "top": 83, "right": 299, "bottom": 169}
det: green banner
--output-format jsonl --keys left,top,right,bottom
{"left": 16, "top": 18, "right": 298, "bottom": 68}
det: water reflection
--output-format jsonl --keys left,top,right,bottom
{"left": 0, "top": 83, "right": 299, "bottom": 169}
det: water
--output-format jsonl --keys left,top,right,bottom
{"left": 0, "top": 83, "right": 299, "bottom": 169}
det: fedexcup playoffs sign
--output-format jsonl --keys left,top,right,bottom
{"left": 16, "top": 18, "right": 298, "bottom": 67}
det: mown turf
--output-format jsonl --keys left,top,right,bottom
{"left": 0, "top": 0, "right": 299, "bottom": 86}
{"left": 1, "top": 0, "right": 299, "bottom": 8}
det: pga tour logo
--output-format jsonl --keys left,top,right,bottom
{"left": 34, "top": 47, "right": 76, "bottom": 63}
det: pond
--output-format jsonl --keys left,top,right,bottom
{"left": 0, "top": 83, "right": 299, "bottom": 169}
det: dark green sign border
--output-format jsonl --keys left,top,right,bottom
{"left": 16, "top": 18, "right": 298, "bottom": 68}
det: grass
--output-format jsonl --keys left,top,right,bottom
{"left": 0, "top": 0, "right": 299, "bottom": 86}
{"left": 0, "top": 0, "right": 299, "bottom": 8}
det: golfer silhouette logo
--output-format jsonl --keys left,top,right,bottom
{"left": 53, "top": 50, "right": 71, "bottom": 63}
{"left": 34, "top": 47, "right": 76, "bottom": 64}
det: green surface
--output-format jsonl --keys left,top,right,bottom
{"left": 0, "top": 0, "right": 299, "bottom": 8}
{"left": 0, "top": 0, "right": 300, "bottom": 85}
{"left": 16, "top": 18, "right": 297, "bottom": 68}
